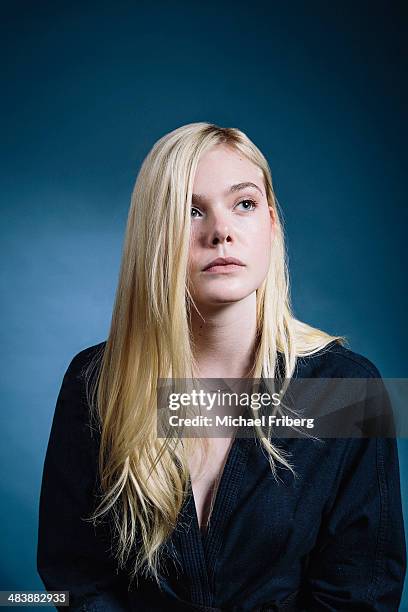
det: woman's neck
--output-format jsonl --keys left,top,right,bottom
{"left": 190, "top": 292, "right": 257, "bottom": 379}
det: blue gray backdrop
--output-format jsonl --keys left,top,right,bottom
{"left": 1, "top": 0, "right": 407, "bottom": 608}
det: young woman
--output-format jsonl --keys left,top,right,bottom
{"left": 37, "top": 123, "right": 406, "bottom": 611}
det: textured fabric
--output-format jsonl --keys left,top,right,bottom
{"left": 37, "top": 341, "right": 406, "bottom": 611}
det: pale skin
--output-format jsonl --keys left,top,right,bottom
{"left": 186, "top": 144, "right": 276, "bottom": 531}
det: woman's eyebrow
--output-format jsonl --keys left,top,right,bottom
{"left": 192, "top": 182, "right": 263, "bottom": 205}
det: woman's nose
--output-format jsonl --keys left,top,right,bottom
{"left": 211, "top": 227, "right": 232, "bottom": 245}
{"left": 205, "top": 208, "right": 233, "bottom": 246}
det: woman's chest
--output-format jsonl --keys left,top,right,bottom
{"left": 187, "top": 436, "right": 234, "bottom": 531}
{"left": 179, "top": 437, "right": 347, "bottom": 559}
{"left": 168, "top": 437, "right": 346, "bottom": 608}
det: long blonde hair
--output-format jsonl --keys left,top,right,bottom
{"left": 84, "top": 122, "right": 345, "bottom": 584}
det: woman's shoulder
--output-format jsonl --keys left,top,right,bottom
{"left": 65, "top": 340, "right": 107, "bottom": 380}
{"left": 49, "top": 342, "right": 109, "bottom": 449}
{"left": 294, "top": 340, "right": 382, "bottom": 379}
{"left": 55, "top": 342, "right": 108, "bottom": 413}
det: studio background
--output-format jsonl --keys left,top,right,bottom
{"left": 1, "top": 1, "right": 407, "bottom": 608}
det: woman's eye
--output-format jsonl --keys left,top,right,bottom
{"left": 235, "top": 199, "right": 256, "bottom": 211}
{"left": 191, "top": 207, "right": 202, "bottom": 218}
{"left": 191, "top": 201, "right": 256, "bottom": 217}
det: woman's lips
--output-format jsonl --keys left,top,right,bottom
{"left": 202, "top": 263, "right": 245, "bottom": 274}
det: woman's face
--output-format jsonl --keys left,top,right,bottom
{"left": 188, "top": 144, "right": 275, "bottom": 307}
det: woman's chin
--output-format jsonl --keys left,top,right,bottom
{"left": 193, "top": 290, "right": 252, "bottom": 306}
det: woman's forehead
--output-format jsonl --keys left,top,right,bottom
{"left": 193, "top": 145, "right": 264, "bottom": 194}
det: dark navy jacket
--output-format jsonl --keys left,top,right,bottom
{"left": 37, "top": 341, "right": 406, "bottom": 611}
